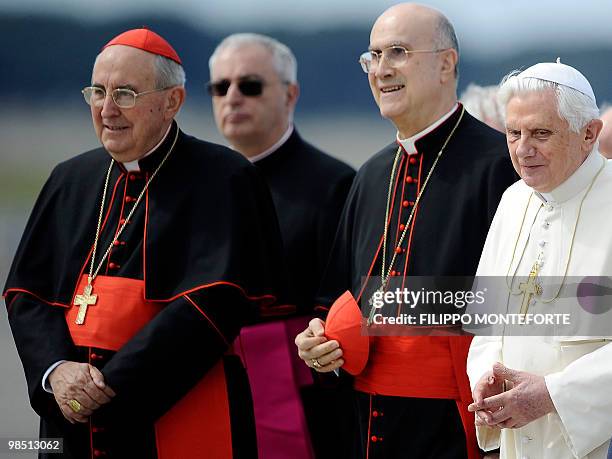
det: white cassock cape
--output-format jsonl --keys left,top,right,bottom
{"left": 467, "top": 151, "right": 612, "bottom": 459}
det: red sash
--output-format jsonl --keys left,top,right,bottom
{"left": 355, "top": 335, "right": 479, "bottom": 459}
{"left": 354, "top": 336, "right": 459, "bottom": 397}
{"left": 67, "top": 274, "right": 233, "bottom": 459}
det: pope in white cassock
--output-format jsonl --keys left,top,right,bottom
{"left": 466, "top": 61, "right": 612, "bottom": 459}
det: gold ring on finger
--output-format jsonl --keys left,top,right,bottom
{"left": 68, "top": 399, "right": 82, "bottom": 413}
{"left": 311, "top": 358, "right": 323, "bottom": 369}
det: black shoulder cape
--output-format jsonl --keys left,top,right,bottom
{"left": 318, "top": 106, "right": 519, "bottom": 305}
{"left": 4, "top": 122, "right": 286, "bottom": 305}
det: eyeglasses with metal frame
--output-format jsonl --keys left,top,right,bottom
{"left": 358, "top": 45, "right": 449, "bottom": 74}
{"left": 81, "top": 86, "right": 172, "bottom": 109}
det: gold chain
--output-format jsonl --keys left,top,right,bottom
{"left": 87, "top": 127, "right": 179, "bottom": 286}
{"left": 380, "top": 107, "right": 465, "bottom": 287}
{"left": 367, "top": 108, "right": 465, "bottom": 325}
{"left": 505, "top": 157, "right": 605, "bottom": 303}
{"left": 504, "top": 192, "right": 535, "bottom": 294}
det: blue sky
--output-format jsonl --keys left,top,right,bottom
{"left": 3, "top": 1, "right": 612, "bottom": 56}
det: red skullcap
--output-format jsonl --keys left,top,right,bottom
{"left": 102, "top": 28, "right": 182, "bottom": 64}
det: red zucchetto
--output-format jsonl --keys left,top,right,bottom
{"left": 102, "top": 28, "right": 182, "bottom": 64}
{"left": 324, "top": 290, "right": 369, "bottom": 375}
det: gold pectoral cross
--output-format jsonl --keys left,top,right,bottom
{"left": 518, "top": 262, "right": 542, "bottom": 315}
{"left": 74, "top": 283, "right": 98, "bottom": 325}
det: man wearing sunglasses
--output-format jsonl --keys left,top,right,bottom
{"left": 5, "top": 28, "right": 287, "bottom": 458}
{"left": 208, "top": 33, "right": 356, "bottom": 459}
{"left": 295, "top": 3, "right": 518, "bottom": 459}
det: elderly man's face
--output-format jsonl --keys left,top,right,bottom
{"left": 91, "top": 45, "right": 172, "bottom": 162}
{"left": 505, "top": 90, "right": 588, "bottom": 193}
{"left": 211, "top": 44, "right": 294, "bottom": 150}
{"left": 368, "top": 9, "right": 446, "bottom": 135}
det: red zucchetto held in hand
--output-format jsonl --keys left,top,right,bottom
{"left": 324, "top": 290, "right": 369, "bottom": 375}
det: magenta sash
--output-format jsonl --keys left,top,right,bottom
{"left": 234, "top": 317, "right": 314, "bottom": 459}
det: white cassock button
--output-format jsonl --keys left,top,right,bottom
{"left": 522, "top": 436, "right": 532, "bottom": 444}
{"left": 542, "top": 221, "right": 550, "bottom": 229}
{"left": 546, "top": 204, "right": 554, "bottom": 212}
{"left": 538, "top": 240, "right": 547, "bottom": 248}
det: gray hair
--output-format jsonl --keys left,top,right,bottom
{"left": 92, "top": 51, "right": 186, "bottom": 88}
{"left": 460, "top": 84, "right": 503, "bottom": 128}
{"left": 153, "top": 54, "right": 186, "bottom": 88}
{"left": 209, "top": 33, "right": 297, "bottom": 84}
{"left": 434, "top": 14, "right": 459, "bottom": 78}
{"left": 498, "top": 70, "right": 599, "bottom": 133}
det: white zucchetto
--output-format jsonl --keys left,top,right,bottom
{"left": 515, "top": 58, "right": 596, "bottom": 103}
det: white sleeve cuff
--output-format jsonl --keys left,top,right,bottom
{"left": 545, "top": 342, "right": 612, "bottom": 457}
{"left": 42, "top": 360, "right": 66, "bottom": 393}
{"left": 476, "top": 424, "right": 501, "bottom": 451}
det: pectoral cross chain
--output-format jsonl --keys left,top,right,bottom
{"left": 518, "top": 262, "right": 542, "bottom": 315}
{"left": 74, "top": 283, "right": 98, "bottom": 325}
{"left": 367, "top": 286, "right": 385, "bottom": 326}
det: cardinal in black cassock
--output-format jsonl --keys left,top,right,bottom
{"left": 4, "top": 29, "right": 286, "bottom": 459}
{"left": 293, "top": 7, "right": 522, "bottom": 458}
{"left": 317, "top": 104, "right": 519, "bottom": 459}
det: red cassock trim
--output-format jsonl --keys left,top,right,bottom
{"left": 141, "top": 182, "right": 276, "bottom": 306}
{"left": 3, "top": 288, "right": 69, "bottom": 308}
{"left": 66, "top": 275, "right": 233, "bottom": 459}
{"left": 449, "top": 336, "right": 480, "bottom": 459}
{"left": 401, "top": 151, "right": 424, "bottom": 285}
{"left": 393, "top": 156, "right": 409, "bottom": 247}
{"left": 3, "top": 174, "right": 127, "bottom": 306}
{"left": 104, "top": 170, "right": 131, "bottom": 275}
{"left": 356, "top": 154, "right": 406, "bottom": 303}
{"left": 5, "top": 169, "right": 275, "bottom": 308}
{"left": 184, "top": 294, "right": 229, "bottom": 347}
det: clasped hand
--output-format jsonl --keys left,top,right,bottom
{"left": 468, "top": 362, "right": 555, "bottom": 429}
{"left": 48, "top": 361, "right": 116, "bottom": 424}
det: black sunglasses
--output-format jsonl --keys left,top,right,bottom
{"left": 206, "top": 79, "right": 264, "bottom": 97}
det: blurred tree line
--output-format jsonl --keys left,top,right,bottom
{"left": 2, "top": 13, "right": 612, "bottom": 112}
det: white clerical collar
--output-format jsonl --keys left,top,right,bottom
{"left": 122, "top": 123, "right": 173, "bottom": 172}
{"left": 536, "top": 150, "right": 605, "bottom": 204}
{"left": 396, "top": 103, "right": 459, "bottom": 155}
{"left": 242, "top": 124, "right": 294, "bottom": 163}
